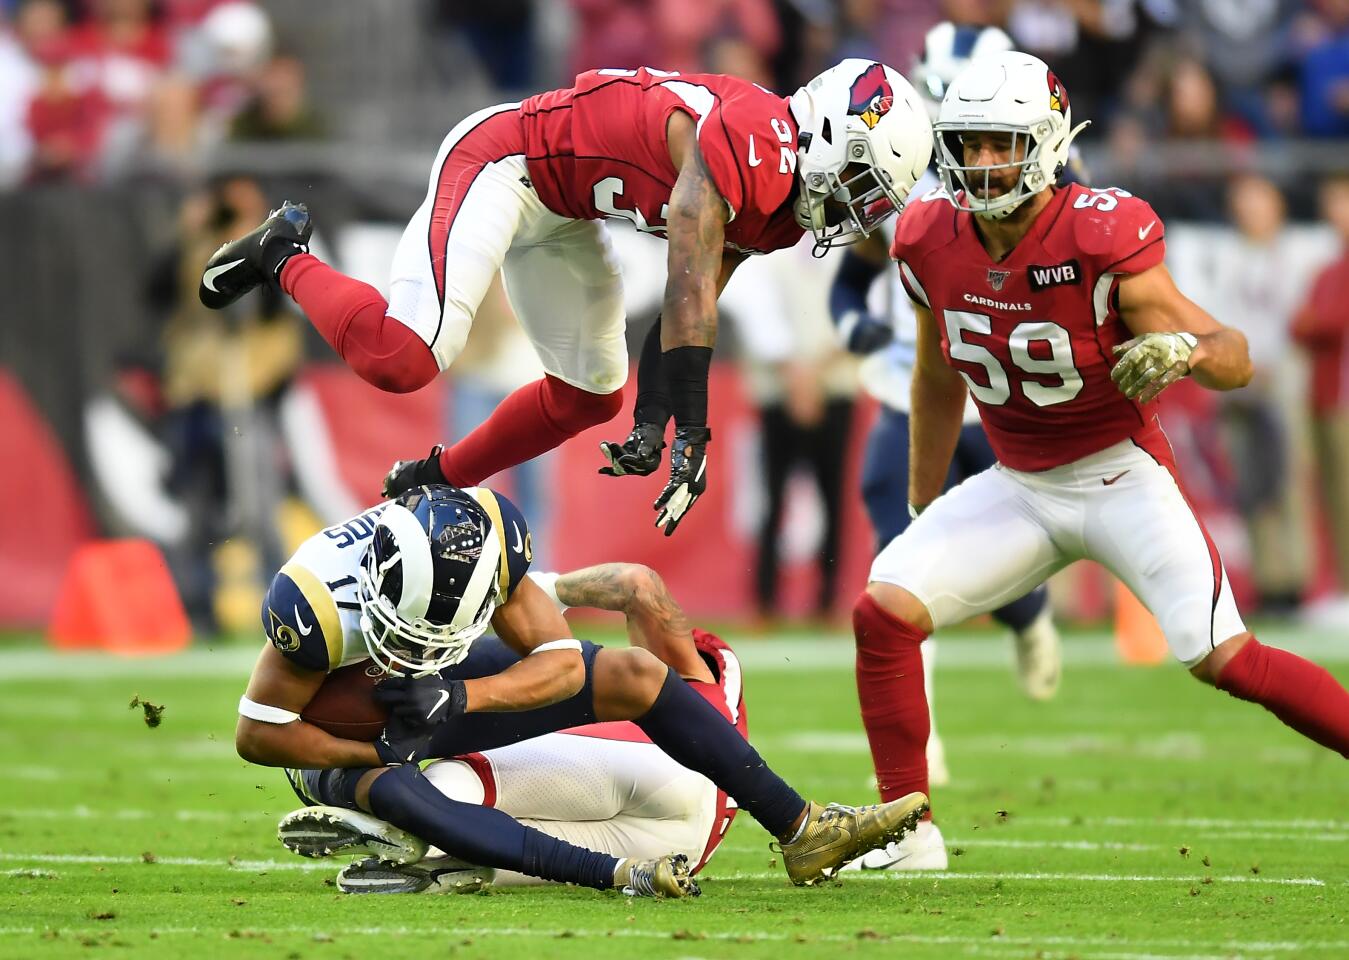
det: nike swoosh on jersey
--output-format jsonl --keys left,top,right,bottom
{"left": 748, "top": 134, "right": 762, "bottom": 168}
{"left": 1102, "top": 470, "right": 1130, "bottom": 486}
{"left": 1138, "top": 221, "right": 1156, "bottom": 241}
{"left": 294, "top": 605, "right": 314, "bottom": 635}
{"left": 202, "top": 260, "right": 245, "bottom": 292}
{"left": 427, "top": 688, "right": 451, "bottom": 720}
{"left": 510, "top": 521, "right": 524, "bottom": 554}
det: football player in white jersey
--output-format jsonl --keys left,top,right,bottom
{"left": 236, "top": 484, "right": 928, "bottom": 896}
{"left": 826, "top": 24, "right": 1063, "bottom": 870}
{"left": 287, "top": 561, "right": 750, "bottom": 894}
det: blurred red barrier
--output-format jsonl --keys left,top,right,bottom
{"left": 0, "top": 368, "right": 95, "bottom": 626}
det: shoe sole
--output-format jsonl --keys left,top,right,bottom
{"left": 277, "top": 807, "right": 425, "bottom": 863}
{"left": 337, "top": 861, "right": 493, "bottom": 895}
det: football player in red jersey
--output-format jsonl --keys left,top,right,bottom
{"left": 848, "top": 51, "right": 1349, "bottom": 870}
{"left": 197, "top": 63, "right": 932, "bottom": 534}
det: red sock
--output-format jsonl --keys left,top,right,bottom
{"left": 280, "top": 254, "right": 438, "bottom": 393}
{"left": 437, "top": 375, "right": 623, "bottom": 487}
{"left": 853, "top": 592, "right": 932, "bottom": 809}
{"left": 1216, "top": 638, "right": 1349, "bottom": 758}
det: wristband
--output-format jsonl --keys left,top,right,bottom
{"left": 238, "top": 695, "right": 300, "bottom": 725}
{"left": 527, "top": 571, "right": 570, "bottom": 614}
{"left": 664, "top": 345, "right": 713, "bottom": 429}
{"left": 529, "top": 638, "right": 583, "bottom": 656}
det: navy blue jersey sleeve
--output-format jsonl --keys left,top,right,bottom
{"left": 467, "top": 487, "right": 533, "bottom": 601}
{"left": 260, "top": 562, "right": 343, "bottom": 672}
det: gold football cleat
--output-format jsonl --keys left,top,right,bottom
{"left": 776, "top": 792, "right": 930, "bottom": 886}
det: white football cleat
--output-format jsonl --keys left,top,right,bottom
{"left": 277, "top": 806, "right": 428, "bottom": 864}
{"left": 337, "top": 855, "right": 494, "bottom": 894}
{"left": 839, "top": 820, "right": 948, "bottom": 872}
{"left": 1013, "top": 608, "right": 1061, "bottom": 701}
{"left": 926, "top": 731, "right": 951, "bottom": 787}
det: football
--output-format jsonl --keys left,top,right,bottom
{"left": 300, "top": 661, "right": 389, "bottom": 741}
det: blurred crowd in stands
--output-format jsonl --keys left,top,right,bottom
{"left": 7, "top": 0, "right": 1349, "bottom": 632}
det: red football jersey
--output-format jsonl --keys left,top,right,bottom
{"left": 891, "top": 182, "right": 1168, "bottom": 471}
{"left": 520, "top": 67, "right": 804, "bottom": 255}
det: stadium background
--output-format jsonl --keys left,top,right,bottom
{"left": 2, "top": 3, "right": 1348, "bottom": 957}
{"left": 5, "top": 0, "right": 1349, "bottom": 640}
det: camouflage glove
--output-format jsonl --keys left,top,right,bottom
{"left": 1111, "top": 332, "right": 1197, "bottom": 404}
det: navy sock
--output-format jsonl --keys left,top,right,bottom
{"left": 991, "top": 585, "right": 1048, "bottom": 633}
{"left": 636, "top": 669, "right": 806, "bottom": 838}
{"left": 367, "top": 764, "right": 619, "bottom": 889}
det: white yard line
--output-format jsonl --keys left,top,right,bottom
{"left": 0, "top": 626, "right": 1344, "bottom": 681}
{"left": 0, "top": 851, "right": 1330, "bottom": 887}
{"left": 0, "top": 923, "right": 1340, "bottom": 957}
{"left": 0, "top": 852, "right": 328, "bottom": 871}
{"left": 720, "top": 870, "right": 1327, "bottom": 886}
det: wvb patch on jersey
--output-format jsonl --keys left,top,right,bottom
{"left": 1027, "top": 259, "right": 1082, "bottom": 291}
{"left": 262, "top": 562, "right": 344, "bottom": 672}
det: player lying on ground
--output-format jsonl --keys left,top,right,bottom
{"left": 235, "top": 484, "right": 927, "bottom": 897}
{"left": 198, "top": 61, "right": 932, "bottom": 535}
{"left": 849, "top": 51, "right": 1349, "bottom": 871}
{"left": 280, "top": 564, "right": 750, "bottom": 894}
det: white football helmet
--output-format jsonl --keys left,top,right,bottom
{"left": 912, "top": 22, "right": 1014, "bottom": 114}
{"left": 790, "top": 59, "right": 933, "bottom": 250}
{"left": 933, "top": 50, "right": 1089, "bottom": 220}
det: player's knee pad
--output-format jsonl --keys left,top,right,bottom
{"left": 541, "top": 375, "right": 623, "bottom": 433}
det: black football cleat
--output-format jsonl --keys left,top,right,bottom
{"left": 199, "top": 200, "right": 312, "bottom": 309}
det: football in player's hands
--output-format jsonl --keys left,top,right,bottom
{"left": 373, "top": 675, "right": 467, "bottom": 729}
{"left": 382, "top": 445, "right": 447, "bottom": 498}
{"left": 654, "top": 427, "right": 710, "bottom": 537}
{"left": 1110, "top": 332, "right": 1197, "bottom": 404}
{"left": 599, "top": 423, "right": 666, "bottom": 477}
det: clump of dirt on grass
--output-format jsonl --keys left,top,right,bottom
{"left": 128, "top": 695, "right": 165, "bottom": 728}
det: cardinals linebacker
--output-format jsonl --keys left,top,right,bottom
{"left": 848, "top": 51, "right": 1349, "bottom": 870}
{"left": 198, "top": 63, "right": 931, "bottom": 536}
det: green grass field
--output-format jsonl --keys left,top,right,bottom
{"left": 2, "top": 627, "right": 1347, "bottom": 960}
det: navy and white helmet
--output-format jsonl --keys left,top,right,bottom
{"left": 357, "top": 486, "right": 503, "bottom": 675}
{"left": 912, "top": 22, "right": 1014, "bottom": 115}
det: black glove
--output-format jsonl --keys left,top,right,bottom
{"left": 373, "top": 675, "right": 468, "bottom": 730}
{"left": 839, "top": 311, "right": 895, "bottom": 355}
{"left": 382, "top": 445, "right": 448, "bottom": 498}
{"left": 653, "top": 426, "right": 709, "bottom": 537}
{"left": 374, "top": 712, "right": 438, "bottom": 766}
{"left": 598, "top": 422, "right": 666, "bottom": 477}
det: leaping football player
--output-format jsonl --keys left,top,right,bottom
{"left": 849, "top": 51, "right": 1349, "bottom": 871}
{"left": 282, "top": 562, "right": 751, "bottom": 894}
{"left": 198, "top": 62, "right": 932, "bottom": 535}
{"left": 827, "top": 23, "right": 1062, "bottom": 811}
{"left": 235, "top": 485, "right": 927, "bottom": 898}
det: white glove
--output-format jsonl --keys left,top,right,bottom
{"left": 1110, "top": 332, "right": 1197, "bottom": 403}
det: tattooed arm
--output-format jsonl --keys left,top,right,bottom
{"left": 554, "top": 563, "right": 714, "bottom": 683}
